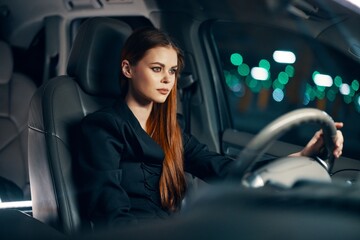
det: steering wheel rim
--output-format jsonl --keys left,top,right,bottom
{"left": 227, "top": 108, "right": 337, "bottom": 181}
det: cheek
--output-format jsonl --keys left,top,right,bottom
{"left": 169, "top": 78, "right": 176, "bottom": 90}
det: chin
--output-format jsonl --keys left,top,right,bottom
{"left": 153, "top": 96, "right": 169, "bottom": 104}
{"left": 154, "top": 99, "right": 167, "bottom": 104}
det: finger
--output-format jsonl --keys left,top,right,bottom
{"left": 332, "top": 130, "right": 344, "bottom": 158}
{"left": 313, "top": 130, "right": 323, "bottom": 143}
{"left": 334, "top": 122, "right": 344, "bottom": 129}
{"left": 305, "top": 131, "right": 322, "bottom": 147}
{"left": 335, "top": 130, "right": 344, "bottom": 147}
{"left": 332, "top": 131, "right": 344, "bottom": 151}
{"left": 334, "top": 149, "right": 342, "bottom": 159}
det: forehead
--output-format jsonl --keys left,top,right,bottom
{"left": 141, "top": 46, "right": 178, "bottom": 66}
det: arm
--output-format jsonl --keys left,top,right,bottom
{"left": 77, "top": 112, "right": 137, "bottom": 228}
{"left": 182, "top": 132, "right": 234, "bottom": 182}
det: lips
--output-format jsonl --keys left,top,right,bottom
{"left": 157, "top": 88, "right": 169, "bottom": 95}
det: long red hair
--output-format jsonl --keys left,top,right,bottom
{"left": 119, "top": 27, "right": 186, "bottom": 211}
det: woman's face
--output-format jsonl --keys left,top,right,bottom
{"left": 123, "top": 46, "right": 178, "bottom": 105}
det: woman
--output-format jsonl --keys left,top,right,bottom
{"left": 78, "top": 27, "right": 344, "bottom": 229}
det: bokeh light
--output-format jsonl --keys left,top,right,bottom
{"left": 278, "top": 71, "right": 289, "bottom": 85}
{"left": 259, "top": 59, "right": 270, "bottom": 70}
{"left": 251, "top": 67, "right": 269, "bottom": 80}
{"left": 230, "top": 53, "right": 243, "bottom": 66}
{"left": 272, "top": 88, "right": 284, "bottom": 102}
{"left": 237, "top": 63, "right": 250, "bottom": 76}
{"left": 273, "top": 50, "right": 296, "bottom": 64}
{"left": 285, "top": 65, "right": 295, "bottom": 77}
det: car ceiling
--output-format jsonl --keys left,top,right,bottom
{"left": 0, "top": 0, "right": 359, "bottom": 63}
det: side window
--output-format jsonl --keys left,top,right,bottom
{"left": 211, "top": 21, "right": 359, "bottom": 159}
{"left": 12, "top": 29, "right": 45, "bottom": 87}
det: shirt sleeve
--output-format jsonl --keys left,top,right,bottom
{"left": 77, "top": 111, "right": 137, "bottom": 228}
{"left": 183, "top": 131, "right": 235, "bottom": 183}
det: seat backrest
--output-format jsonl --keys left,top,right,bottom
{"left": 27, "top": 17, "right": 132, "bottom": 234}
{"left": 0, "top": 40, "right": 37, "bottom": 201}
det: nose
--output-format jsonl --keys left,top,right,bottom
{"left": 161, "top": 72, "right": 172, "bottom": 83}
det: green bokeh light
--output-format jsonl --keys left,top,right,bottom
{"left": 334, "top": 76, "right": 342, "bottom": 87}
{"left": 316, "top": 89, "right": 325, "bottom": 99}
{"left": 259, "top": 59, "right": 270, "bottom": 71}
{"left": 344, "top": 95, "right": 352, "bottom": 104}
{"left": 312, "top": 71, "right": 319, "bottom": 80}
{"left": 273, "top": 79, "right": 284, "bottom": 90}
{"left": 278, "top": 72, "right": 289, "bottom": 85}
{"left": 238, "top": 63, "right": 250, "bottom": 76}
{"left": 224, "top": 71, "right": 243, "bottom": 94}
{"left": 230, "top": 53, "right": 243, "bottom": 66}
{"left": 350, "top": 88, "right": 355, "bottom": 97}
{"left": 316, "top": 86, "right": 325, "bottom": 92}
{"left": 285, "top": 65, "right": 295, "bottom": 77}
{"left": 351, "top": 79, "right": 359, "bottom": 91}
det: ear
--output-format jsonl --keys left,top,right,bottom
{"left": 121, "top": 60, "right": 132, "bottom": 78}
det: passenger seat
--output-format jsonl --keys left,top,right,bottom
{"left": 0, "top": 40, "right": 37, "bottom": 201}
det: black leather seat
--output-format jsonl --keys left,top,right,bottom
{"left": 27, "top": 17, "right": 132, "bottom": 234}
{"left": 0, "top": 40, "right": 37, "bottom": 201}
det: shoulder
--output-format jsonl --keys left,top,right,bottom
{"left": 82, "top": 107, "right": 116, "bottom": 125}
{"left": 81, "top": 103, "right": 129, "bottom": 132}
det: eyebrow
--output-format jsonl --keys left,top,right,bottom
{"left": 150, "top": 62, "right": 178, "bottom": 68}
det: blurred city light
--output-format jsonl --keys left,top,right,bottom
{"left": 259, "top": 59, "right": 271, "bottom": 70}
{"left": 278, "top": 71, "right": 289, "bottom": 84}
{"left": 334, "top": 76, "right": 343, "bottom": 87}
{"left": 313, "top": 73, "right": 333, "bottom": 87}
{"left": 230, "top": 53, "right": 243, "bottom": 66}
{"left": 340, "top": 83, "right": 351, "bottom": 95}
{"left": 285, "top": 65, "right": 295, "bottom": 77}
{"left": 273, "top": 50, "right": 296, "bottom": 64}
{"left": 273, "top": 79, "right": 284, "bottom": 90}
{"left": 251, "top": 67, "right": 269, "bottom": 80}
{"left": 228, "top": 53, "right": 359, "bottom": 108}
{"left": 272, "top": 88, "right": 284, "bottom": 102}
{"left": 237, "top": 63, "right": 250, "bottom": 76}
{"left": 351, "top": 79, "right": 359, "bottom": 91}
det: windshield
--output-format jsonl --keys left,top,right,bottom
{"left": 212, "top": 21, "right": 359, "bottom": 159}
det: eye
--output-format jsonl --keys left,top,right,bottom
{"left": 169, "top": 68, "right": 178, "bottom": 75}
{"left": 151, "top": 67, "right": 162, "bottom": 72}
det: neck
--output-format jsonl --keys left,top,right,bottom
{"left": 125, "top": 95, "right": 153, "bottom": 131}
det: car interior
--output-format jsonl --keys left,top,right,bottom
{"left": 0, "top": 40, "right": 36, "bottom": 202}
{"left": 1, "top": 0, "right": 360, "bottom": 239}
{"left": 28, "top": 17, "right": 133, "bottom": 234}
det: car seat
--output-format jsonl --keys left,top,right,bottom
{"left": 0, "top": 40, "right": 37, "bottom": 202}
{"left": 27, "top": 17, "right": 132, "bottom": 234}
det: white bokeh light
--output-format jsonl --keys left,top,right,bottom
{"left": 251, "top": 67, "right": 268, "bottom": 80}
{"left": 273, "top": 50, "right": 296, "bottom": 64}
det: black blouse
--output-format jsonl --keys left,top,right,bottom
{"left": 77, "top": 100, "right": 234, "bottom": 228}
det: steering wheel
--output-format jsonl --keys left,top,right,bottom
{"left": 227, "top": 108, "right": 337, "bottom": 183}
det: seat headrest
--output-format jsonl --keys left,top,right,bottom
{"left": 0, "top": 41, "right": 13, "bottom": 84}
{"left": 67, "top": 18, "right": 132, "bottom": 97}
